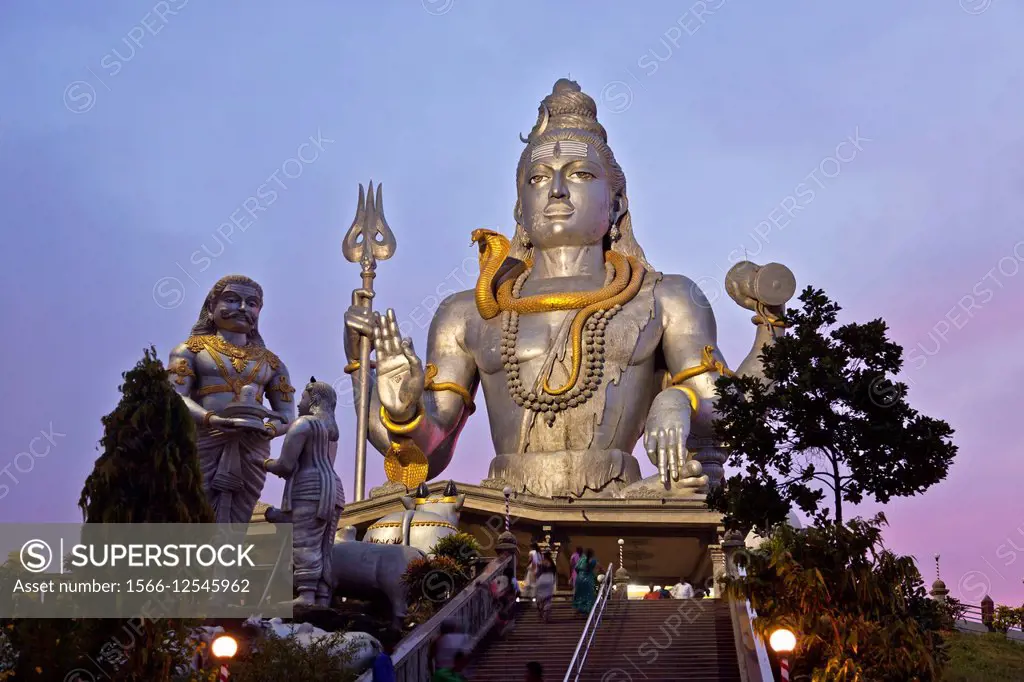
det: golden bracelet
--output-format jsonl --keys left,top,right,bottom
{"left": 380, "top": 404, "right": 424, "bottom": 434}
{"left": 668, "top": 385, "right": 700, "bottom": 413}
{"left": 264, "top": 422, "right": 278, "bottom": 437}
{"left": 263, "top": 458, "right": 273, "bottom": 472}
{"left": 202, "top": 411, "right": 215, "bottom": 428}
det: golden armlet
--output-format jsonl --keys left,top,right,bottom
{"left": 424, "top": 363, "right": 476, "bottom": 414}
{"left": 669, "top": 345, "right": 735, "bottom": 385}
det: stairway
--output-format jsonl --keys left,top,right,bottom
{"left": 581, "top": 599, "right": 743, "bottom": 681}
{"left": 468, "top": 600, "right": 586, "bottom": 681}
{"left": 468, "top": 598, "right": 742, "bottom": 681}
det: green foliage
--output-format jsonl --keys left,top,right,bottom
{"left": 0, "top": 618, "right": 88, "bottom": 682}
{"left": 723, "top": 514, "right": 948, "bottom": 681}
{"left": 708, "top": 287, "right": 957, "bottom": 532}
{"left": 401, "top": 556, "right": 469, "bottom": 610}
{"left": 430, "top": 533, "right": 482, "bottom": 573}
{"left": 0, "top": 347, "right": 218, "bottom": 681}
{"left": 991, "top": 605, "right": 1024, "bottom": 634}
{"left": 79, "top": 346, "right": 213, "bottom": 524}
{"left": 226, "top": 632, "right": 357, "bottom": 682}
{"left": 942, "top": 631, "right": 1024, "bottom": 681}
{"left": 937, "top": 597, "right": 967, "bottom": 631}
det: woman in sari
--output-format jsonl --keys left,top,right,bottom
{"left": 572, "top": 548, "right": 598, "bottom": 615}
{"left": 525, "top": 542, "right": 540, "bottom": 599}
{"left": 569, "top": 546, "right": 582, "bottom": 597}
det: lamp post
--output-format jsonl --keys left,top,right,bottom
{"left": 613, "top": 538, "right": 630, "bottom": 600}
{"left": 496, "top": 486, "right": 520, "bottom": 591}
{"left": 769, "top": 628, "right": 796, "bottom": 681}
{"left": 502, "top": 486, "right": 513, "bottom": 533}
{"left": 211, "top": 634, "right": 238, "bottom": 680}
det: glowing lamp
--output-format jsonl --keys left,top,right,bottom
{"left": 769, "top": 628, "right": 796, "bottom": 653}
{"left": 211, "top": 634, "right": 238, "bottom": 659}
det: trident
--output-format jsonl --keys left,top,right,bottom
{"left": 342, "top": 181, "right": 396, "bottom": 502}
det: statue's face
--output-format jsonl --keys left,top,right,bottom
{"left": 520, "top": 140, "right": 614, "bottom": 249}
{"left": 298, "top": 389, "right": 313, "bottom": 415}
{"left": 211, "top": 283, "right": 261, "bottom": 334}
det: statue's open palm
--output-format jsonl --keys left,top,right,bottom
{"left": 374, "top": 309, "right": 424, "bottom": 423}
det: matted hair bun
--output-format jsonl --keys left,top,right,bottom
{"left": 521, "top": 78, "right": 608, "bottom": 144}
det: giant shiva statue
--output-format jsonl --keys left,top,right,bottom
{"left": 344, "top": 79, "right": 792, "bottom": 499}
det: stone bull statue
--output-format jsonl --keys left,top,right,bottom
{"left": 362, "top": 481, "right": 465, "bottom": 553}
{"left": 330, "top": 525, "right": 425, "bottom": 628}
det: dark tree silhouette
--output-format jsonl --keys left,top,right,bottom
{"left": 708, "top": 287, "right": 957, "bottom": 532}
{"left": 76, "top": 346, "right": 213, "bottom": 680}
{"left": 79, "top": 346, "right": 213, "bottom": 523}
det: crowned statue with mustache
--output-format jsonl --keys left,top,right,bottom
{"left": 168, "top": 274, "right": 296, "bottom": 523}
{"left": 344, "top": 79, "right": 793, "bottom": 499}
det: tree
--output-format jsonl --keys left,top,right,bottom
{"left": 75, "top": 346, "right": 214, "bottom": 680}
{"left": 722, "top": 514, "right": 948, "bottom": 681}
{"left": 79, "top": 346, "right": 213, "bottom": 523}
{"left": 708, "top": 287, "right": 957, "bottom": 532}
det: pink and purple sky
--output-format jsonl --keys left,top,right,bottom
{"left": 1, "top": 1, "right": 1021, "bottom": 604}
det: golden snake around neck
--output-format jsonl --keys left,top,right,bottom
{"left": 470, "top": 229, "right": 645, "bottom": 395}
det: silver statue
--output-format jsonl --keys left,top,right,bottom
{"left": 331, "top": 526, "right": 425, "bottom": 628}
{"left": 362, "top": 481, "right": 466, "bottom": 553}
{"left": 264, "top": 378, "right": 344, "bottom": 607}
{"left": 169, "top": 274, "right": 296, "bottom": 522}
{"left": 343, "top": 79, "right": 792, "bottom": 498}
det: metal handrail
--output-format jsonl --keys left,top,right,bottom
{"left": 563, "top": 563, "right": 615, "bottom": 682}
{"left": 738, "top": 565, "right": 774, "bottom": 680}
{"left": 355, "top": 553, "right": 513, "bottom": 682}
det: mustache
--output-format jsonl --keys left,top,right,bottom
{"left": 221, "top": 310, "right": 255, "bottom": 323}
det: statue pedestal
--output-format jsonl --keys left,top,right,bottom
{"left": 332, "top": 481, "right": 725, "bottom": 601}
{"left": 619, "top": 474, "right": 709, "bottom": 500}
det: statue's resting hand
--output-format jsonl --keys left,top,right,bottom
{"left": 644, "top": 389, "right": 702, "bottom": 486}
{"left": 374, "top": 308, "right": 425, "bottom": 424}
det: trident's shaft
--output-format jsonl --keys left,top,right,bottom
{"left": 343, "top": 181, "right": 396, "bottom": 502}
{"left": 353, "top": 274, "right": 374, "bottom": 503}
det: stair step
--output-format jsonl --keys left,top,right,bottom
{"left": 468, "top": 600, "right": 742, "bottom": 682}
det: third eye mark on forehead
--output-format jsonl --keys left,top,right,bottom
{"left": 531, "top": 140, "right": 589, "bottom": 162}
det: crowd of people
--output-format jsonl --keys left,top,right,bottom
{"left": 372, "top": 545, "right": 704, "bottom": 681}
{"left": 642, "top": 577, "right": 704, "bottom": 600}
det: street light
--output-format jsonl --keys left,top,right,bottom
{"left": 211, "top": 634, "right": 238, "bottom": 658}
{"left": 768, "top": 628, "right": 796, "bottom": 681}
{"left": 211, "top": 634, "right": 238, "bottom": 681}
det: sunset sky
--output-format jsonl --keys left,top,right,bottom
{"left": 1, "top": 1, "right": 1021, "bottom": 604}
